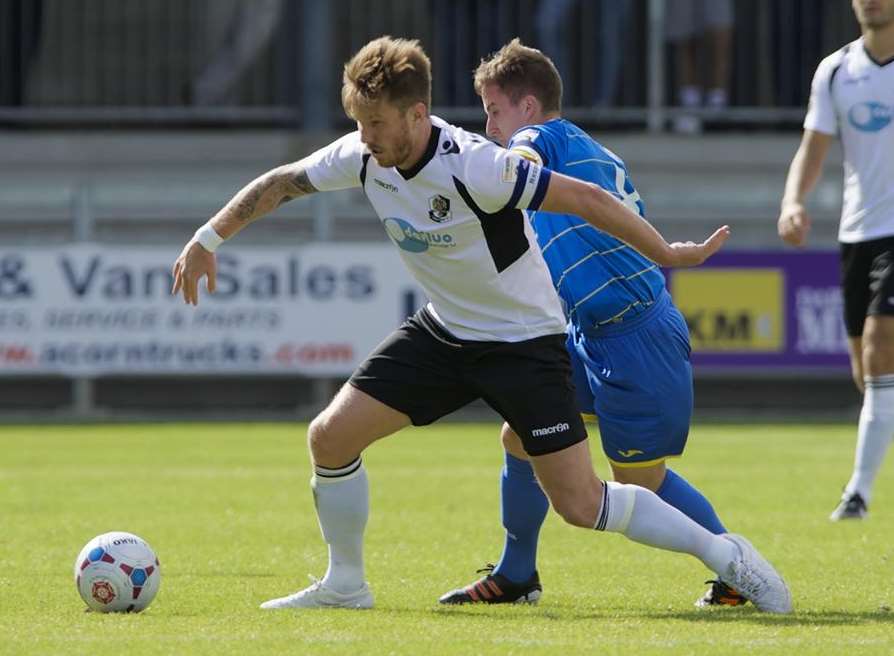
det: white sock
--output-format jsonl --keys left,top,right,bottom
{"left": 311, "top": 458, "right": 368, "bottom": 594}
{"left": 845, "top": 376, "right": 894, "bottom": 503}
{"left": 595, "top": 481, "right": 736, "bottom": 575}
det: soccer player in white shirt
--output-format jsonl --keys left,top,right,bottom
{"left": 779, "top": 0, "right": 894, "bottom": 521}
{"left": 173, "top": 36, "right": 790, "bottom": 612}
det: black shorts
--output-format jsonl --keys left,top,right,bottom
{"left": 840, "top": 236, "right": 894, "bottom": 337}
{"left": 349, "top": 308, "right": 588, "bottom": 456}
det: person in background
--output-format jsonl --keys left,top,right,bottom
{"left": 665, "top": 0, "right": 734, "bottom": 134}
{"left": 536, "top": 0, "right": 632, "bottom": 107}
{"left": 778, "top": 0, "right": 894, "bottom": 521}
{"left": 191, "top": 0, "right": 281, "bottom": 106}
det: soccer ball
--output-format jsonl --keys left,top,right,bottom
{"left": 74, "top": 532, "right": 161, "bottom": 613}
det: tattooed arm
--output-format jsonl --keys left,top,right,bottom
{"left": 209, "top": 162, "right": 318, "bottom": 239}
{"left": 172, "top": 129, "right": 368, "bottom": 305}
{"left": 171, "top": 162, "right": 317, "bottom": 305}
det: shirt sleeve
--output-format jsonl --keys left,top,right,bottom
{"left": 508, "top": 127, "right": 550, "bottom": 168}
{"left": 299, "top": 132, "right": 366, "bottom": 192}
{"left": 803, "top": 55, "right": 839, "bottom": 136}
{"left": 460, "top": 140, "right": 552, "bottom": 214}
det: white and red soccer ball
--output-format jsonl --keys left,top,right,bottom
{"left": 74, "top": 532, "right": 161, "bottom": 613}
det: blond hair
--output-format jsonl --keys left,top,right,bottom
{"left": 342, "top": 36, "right": 432, "bottom": 117}
{"left": 474, "top": 38, "right": 562, "bottom": 113}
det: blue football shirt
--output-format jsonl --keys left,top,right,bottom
{"left": 509, "top": 119, "right": 666, "bottom": 330}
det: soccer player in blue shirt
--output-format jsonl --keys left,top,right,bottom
{"left": 440, "top": 38, "right": 743, "bottom": 608}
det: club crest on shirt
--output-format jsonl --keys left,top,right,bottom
{"left": 428, "top": 194, "right": 452, "bottom": 222}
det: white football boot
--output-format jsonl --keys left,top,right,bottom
{"left": 260, "top": 577, "right": 374, "bottom": 610}
{"left": 719, "top": 534, "right": 792, "bottom": 614}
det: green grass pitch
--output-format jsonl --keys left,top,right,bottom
{"left": 2, "top": 422, "right": 892, "bottom": 655}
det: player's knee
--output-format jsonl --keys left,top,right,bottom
{"left": 862, "top": 322, "right": 894, "bottom": 375}
{"left": 863, "top": 342, "right": 894, "bottom": 376}
{"left": 307, "top": 413, "right": 346, "bottom": 465}
{"left": 306, "top": 415, "right": 326, "bottom": 459}
{"left": 612, "top": 468, "right": 639, "bottom": 488}
{"left": 500, "top": 424, "right": 527, "bottom": 459}
{"left": 612, "top": 464, "right": 665, "bottom": 492}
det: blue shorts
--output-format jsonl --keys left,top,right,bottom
{"left": 567, "top": 290, "right": 693, "bottom": 468}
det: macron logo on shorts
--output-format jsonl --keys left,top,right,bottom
{"left": 531, "top": 422, "right": 571, "bottom": 438}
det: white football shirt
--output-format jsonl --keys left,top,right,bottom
{"left": 805, "top": 37, "right": 894, "bottom": 243}
{"left": 300, "top": 116, "right": 566, "bottom": 342}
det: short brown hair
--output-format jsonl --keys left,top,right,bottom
{"left": 342, "top": 36, "right": 432, "bottom": 117}
{"left": 474, "top": 38, "right": 562, "bottom": 113}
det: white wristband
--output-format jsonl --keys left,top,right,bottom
{"left": 194, "top": 223, "right": 225, "bottom": 253}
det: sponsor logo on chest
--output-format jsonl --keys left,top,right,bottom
{"left": 848, "top": 101, "right": 893, "bottom": 132}
{"left": 383, "top": 217, "right": 456, "bottom": 253}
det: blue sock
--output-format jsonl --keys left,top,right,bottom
{"left": 493, "top": 453, "right": 549, "bottom": 583}
{"left": 655, "top": 468, "right": 727, "bottom": 535}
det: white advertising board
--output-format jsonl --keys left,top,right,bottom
{"left": 0, "top": 244, "right": 425, "bottom": 376}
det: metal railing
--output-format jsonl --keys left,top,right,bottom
{"left": 0, "top": 0, "right": 862, "bottom": 131}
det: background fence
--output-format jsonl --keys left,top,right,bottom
{"left": 0, "top": 0, "right": 861, "bottom": 128}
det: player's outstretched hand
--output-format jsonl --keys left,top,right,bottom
{"left": 665, "top": 225, "right": 731, "bottom": 267}
{"left": 778, "top": 203, "right": 811, "bottom": 247}
{"left": 171, "top": 240, "right": 217, "bottom": 306}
